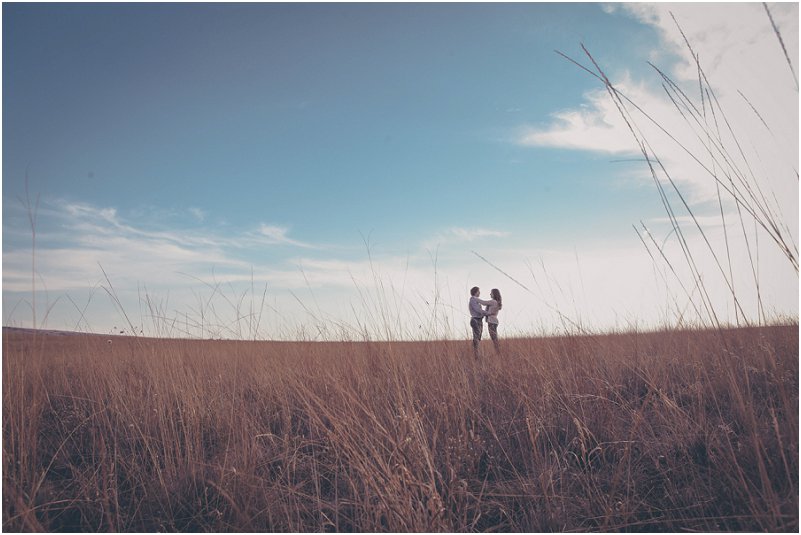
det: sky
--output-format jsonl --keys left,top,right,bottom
{"left": 3, "top": 2, "right": 798, "bottom": 340}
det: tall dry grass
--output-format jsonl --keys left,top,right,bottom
{"left": 558, "top": 8, "right": 798, "bottom": 331}
{"left": 3, "top": 325, "right": 797, "bottom": 532}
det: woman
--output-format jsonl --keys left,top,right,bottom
{"left": 485, "top": 288, "right": 502, "bottom": 353}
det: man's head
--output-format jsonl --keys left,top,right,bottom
{"left": 470, "top": 286, "right": 480, "bottom": 297}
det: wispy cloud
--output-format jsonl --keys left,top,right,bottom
{"left": 423, "top": 227, "right": 510, "bottom": 250}
{"left": 515, "top": 3, "right": 798, "bottom": 215}
{"left": 2, "top": 200, "right": 321, "bottom": 294}
{"left": 257, "top": 224, "right": 314, "bottom": 248}
{"left": 188, "top": 207, "right": 206, "bottom": 222}
{"left": 516, "top": 78, "right": 643, "bottom": 155}
{"left": 447, "top": 227, "right": 510, "bottom": 241}
{"left": 3, "top": 198, "right": 475, "bottom": 337}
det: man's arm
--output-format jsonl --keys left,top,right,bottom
{"left": 469, "top": 298, "right": 486, "bottom": 317}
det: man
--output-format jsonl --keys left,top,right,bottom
{"left": 468, "top": 286, "right": 493, "bottom": 356}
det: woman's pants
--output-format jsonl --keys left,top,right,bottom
{"left": 487, "top": 322, "right": 499, "bottom": 352}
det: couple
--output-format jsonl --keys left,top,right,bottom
{"left": 468, "top": 286, "right": 502, "bottom": 356}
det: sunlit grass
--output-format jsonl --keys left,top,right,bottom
{"left": 3, "top": 324, "right": 797, "bottom": 531}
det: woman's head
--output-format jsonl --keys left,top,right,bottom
{"left": 490, "top": 288, "right": 502, "bottom": 304}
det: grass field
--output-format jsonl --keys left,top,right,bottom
{"left": 2, "top": 324, "right": 797, "bottom": 532}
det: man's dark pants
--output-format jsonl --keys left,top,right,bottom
{"left": 470, "top": 317, "right": 483, "bottom": 354}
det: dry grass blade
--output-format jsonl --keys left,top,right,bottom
{"left": 763, "top": 2, "right": 799, "bottom": 90}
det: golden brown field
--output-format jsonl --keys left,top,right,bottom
{"left": 2, "top": 325, "right": 798, "bottom": 532}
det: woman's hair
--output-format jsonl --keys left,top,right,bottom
{"left": 490, "top": 288, "right": 502, "bottom": 308}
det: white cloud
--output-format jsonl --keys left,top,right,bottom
{"left": 423, "top": 227, "right": 510, "bottom": 250}
{"left": 518, "top": 3, "right": 798, "bottom": 218}
{"left": 64, "top": 202, "right": 118, "bottom": 224}
{"left": 3, "top": 200, "right": 450, "bottom": 338}
{"left": 188, "top": 207, "right": 206, "bottom": 222}
{"left": 2, "top": 201, "right": 324, "bottom": 295}
{"left": 259, "top": 224, "right": 289, "bottom": 241}
{"left": 517, "top": 79, "right": 642, "bottom": 154}
{"left": 258, "top": 224, "right": 314, "bottom": 248}
{"left": 448, "top": 227, "right": 509, "bottom": 241}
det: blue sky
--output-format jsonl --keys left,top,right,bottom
{"left": 3, "top": 3, "right": 798, "bottom": 339}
